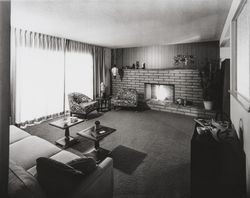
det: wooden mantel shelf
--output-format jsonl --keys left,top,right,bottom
{"left": 122, "top": 67, "right": 198, "bottom": 71}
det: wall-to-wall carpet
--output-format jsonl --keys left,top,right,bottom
{"left": 25, "top": 109, "right": 194, "bottom": 198}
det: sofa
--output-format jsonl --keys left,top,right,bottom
{"left": 68, "top": 92, "right": 98, "bottom": 118}
{"left": 8, "top": 125, "right": 113, "bottom": 198}
{"left": 112, "top": 88, "right": 138, "bottom": 108}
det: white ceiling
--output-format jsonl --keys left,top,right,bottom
{"left": 11, "top": 0, "right": 232, "bottom": 48}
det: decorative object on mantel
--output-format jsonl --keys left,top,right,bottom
{"left": 132, "top": 64, "right": 135, "bottom": 69}
{"left": 199, "top": 61, "right": 220, "bottom": 110}
{"left": 174, "top": 55, "right": 195, "bottom": 67}
{"left": 111, "top": 65, "right": 118, "bottom": 79}
{"left": 118, "top": 67, "right": 124, "bottom": 81}
{"left": 142, "top": 63, "right": 146, "bottom": 69}
{"left": 136, "top": 61, "right": 140, "bottom": 69}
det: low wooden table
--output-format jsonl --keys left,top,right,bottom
{"left": 77, "top": 125, "right": 116, "bottom": 163}
{"left": 49, "top": 117, "right": 84, "bottom": 149}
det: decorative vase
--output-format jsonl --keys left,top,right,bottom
{"left": 136, "top": 61, "right": 139, "bottom": 69}
{"left": 203, "top": 101, "right": 213, "bottom": 110}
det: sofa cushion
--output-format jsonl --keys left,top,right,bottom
{"left": 9, "top": 125, "right": 31, "bottom": 144}
{"left": 36, "top": 157, "right": 84, "bottom": 198}
{"left": 8, "top": 160, "right": 46, "bottom": 198}
{"left": 10, "top": 136, "right": 61, "bottom": 170}
{"left": 67, "top": 157, "right": 97, "bottom": 175}
{"left": 27, "top": 150, "right": 80, "bottom": 176}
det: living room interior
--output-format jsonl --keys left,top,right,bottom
{"left": 0, "top": 0, "right": 250, "bottom": 198}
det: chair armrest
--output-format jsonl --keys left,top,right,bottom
{"left": 70, "top": 157, "right": 113, "bottom": 198}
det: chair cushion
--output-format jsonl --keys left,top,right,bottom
{"left": 27, "top": 150, "right": 80, "bottom": 176}
{"left": 8, "top": 160, "right": 46, "bottom": 198}
{"left": 67, "top": 157, "right": 97, "bottom": 175}
{"left": 36, "top": 157, "right": 84, "bottom": 198}
{"left": 72, "top": 93, "right": 90, "bottom": 104}
{"left": 9, "top": 125, "right": 31, "bottom": 144}
{"left": 73, "top": 95, "right": 83, "bottom": 104}
{"left": 10, "top": 136, "right": 61, "bottom": 170}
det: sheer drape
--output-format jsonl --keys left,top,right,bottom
{"left": 65, "top": 40, "right": 94, "bottom": 110}
{"left": 93, "top": 47, "right": 105, "bottom": 99}
{"left": 12, "top": 29, "right": 65, "bottom": 123}
{"left": 11, "top": 28, "right": 106, "bottom": 125}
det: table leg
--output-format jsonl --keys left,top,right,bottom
{"left": 55, "top": 127, "right": 79, "bottom": 148}
{"left": 108, "top": 99, "right": 111, "bottom": 111}
{"left": 95, "top": 141, "right": 100, "bottom": 150}
{"left": 65, "top": 128, "right": 70, "bottom": 140}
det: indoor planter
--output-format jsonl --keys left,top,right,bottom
{"left": 203, "top": 100, "right": 213, "bottom": 110}
{"left": 199, "top": 61, "right": 220, "bottom": 111}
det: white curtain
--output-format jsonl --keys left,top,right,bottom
{"left": 65, "top": 52, "right": 93, "bottom": 98}
{"left": 12, "top": 28, "right": 103, "bottom": 124}
{"left": 64, "top": 40, "right": 94, "bottom": 110}
{"left": 13, "top": 29, "right": 65, "bottom": 123}
{"left": 15, "top": 47, "right": 64, "bottom": 122}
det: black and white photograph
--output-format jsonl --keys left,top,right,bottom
{"left": 0, "top": 0, "right": 249, "bottom": 197}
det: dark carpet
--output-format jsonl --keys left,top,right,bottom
{"left": 24, "top": 109, "right": 195, "bottom": 198}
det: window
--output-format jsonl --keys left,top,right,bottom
{"left": 65, "top": 52, "right": 93, "bottom": 110}
{"left": 14, "top": 33, "right": 94, "bottom": 123}
{"left": 232, "top": 0, "right": 250, "bottom": 111}
{"left": 15, "top": 46, "right": 64, "bottom": 122}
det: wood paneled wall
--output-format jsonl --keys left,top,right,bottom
{"left": 112, "top": 41, "right": 219, "bottom": 69}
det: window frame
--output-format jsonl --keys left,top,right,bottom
{"left": 231, "top": 0, "right": 250, "bottom": 112}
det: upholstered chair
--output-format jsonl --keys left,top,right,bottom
{"left": 112, "top": 88, "right": 138, "bottom": 109}
{"left": 68, "top": 92, "right": 98, "bottom": 118}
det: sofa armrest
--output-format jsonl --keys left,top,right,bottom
{"left": 70, "top": 157, "right": 113, "bottom": 198}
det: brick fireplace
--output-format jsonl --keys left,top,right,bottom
{"left": 112, "top": 68, "right": 215, "bottom": 117}
{"left": 145, "top": 83, "right": 174, "bottom": 105}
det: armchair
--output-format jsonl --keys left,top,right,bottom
{"left": 112, "top": 88, "right": 138, "bottom": 109}
{"left": 68, "top": 92, "right": 98, "bottom": 118}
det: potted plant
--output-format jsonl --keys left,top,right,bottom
{"left": 199, "top": 61, "right": 220, "bottom": 110}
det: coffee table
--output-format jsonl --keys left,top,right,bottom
{"left": 49, "top": 117, "right": 84, "bottom": 149}
{"left": 77, "top": 125, "right": 116, "bottom": 163}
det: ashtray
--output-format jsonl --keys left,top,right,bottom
{"left": 70, "top": 117, "right": 78, "bottom": 123}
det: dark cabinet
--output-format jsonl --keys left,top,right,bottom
{"left": 191, "top": 123, "right": 246, "bottom": 198}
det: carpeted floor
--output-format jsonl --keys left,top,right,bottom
{"left": 24, "top": 109, "right": 195, "bottom": 198}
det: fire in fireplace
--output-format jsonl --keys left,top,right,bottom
{"left": 145, "top": 83, "right": 174, "bottom": 105}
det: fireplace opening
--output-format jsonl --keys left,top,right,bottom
{"left": 145, "top": 83, "right": 174, "bottom": 105}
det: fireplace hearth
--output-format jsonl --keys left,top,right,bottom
{"left": 145, "top": 83, "right": 174, "bottom": 105}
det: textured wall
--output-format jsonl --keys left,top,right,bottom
{"left": 112, "top": 69, "right": 203, "bottom": 104}
{"left": 0, "top": 2, "right": 10, "bottom": 197}
{"left": 113, "top": 41, "right": 219, "bottom": 69}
